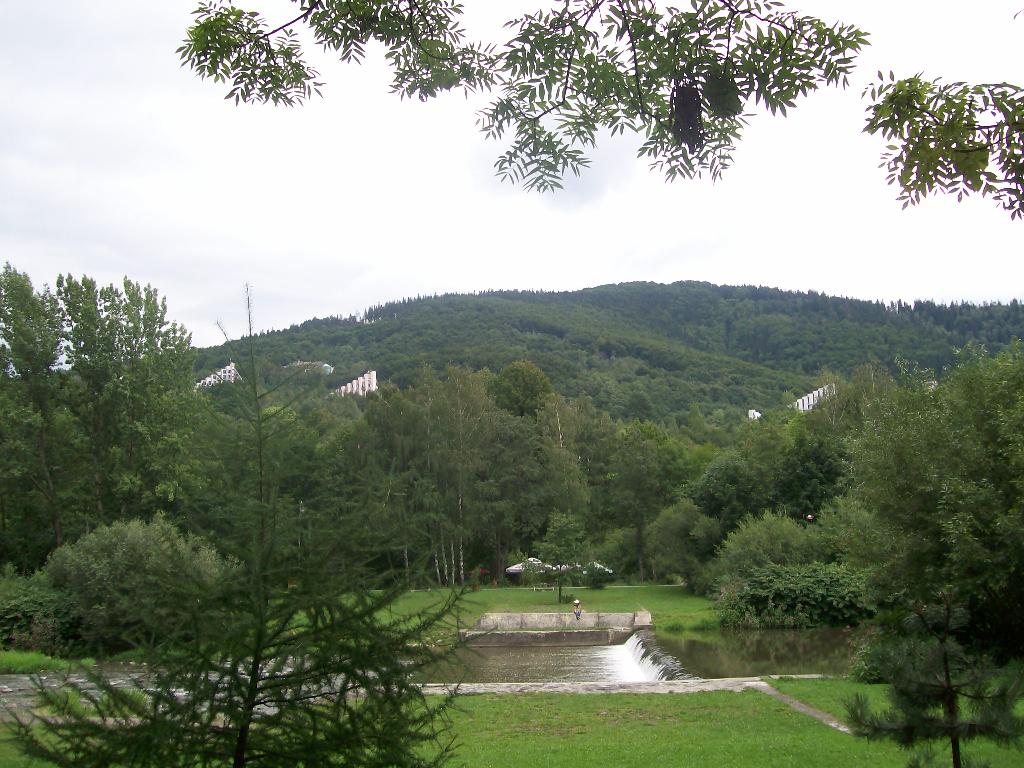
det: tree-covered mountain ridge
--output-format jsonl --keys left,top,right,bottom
{"left": 194, "top": 281, "right": 1024, "bottom": 423}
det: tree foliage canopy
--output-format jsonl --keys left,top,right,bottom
{"left": 179, "top": 1, "right": 1022, "bottom": 215}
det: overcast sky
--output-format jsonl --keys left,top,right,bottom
{"left": 2, "top": 2, "right": 1021, "bottom": 347}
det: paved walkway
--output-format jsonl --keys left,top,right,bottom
{"left": 421, "top": 677, "right": 769, "bottom": 696}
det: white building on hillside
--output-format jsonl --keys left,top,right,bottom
{"left": 747, "top": 383, "right": 835, "bottom": 419}
{"left": 195, "top": 362, "right": 241, "bottom": 390}
{"left": 334, "top": 370, "right": 378, "bottom": 397}
{"left": 791, "top": 383, "right": 835, "bottom": 412}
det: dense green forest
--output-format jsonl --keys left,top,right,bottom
{"left": 5, "top": 263, "right": 1024, "bottom": 766}
{"left": 194, "top": 282, "right": 1024, "bottom": 425}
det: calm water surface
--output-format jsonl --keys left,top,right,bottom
{"left": 418, "top": 627, "right": 856, "bottom": 683}
{"left": 652, "top": 627, "right": 856, "bottom": 678}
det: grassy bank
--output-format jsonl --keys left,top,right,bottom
{"left": 767, "top": 677, "right": 1023, "bottom": 766}
{"left": 389, "top": 585, "right": 716, "bottom": 634}
{"left": 3, "top": 679, "right": 1022, "bottom": 767}
{"left": 450, "top": 682, "right": 1022, "bottom": 768}
{"left": 0, "top": 651, "right": 95, "bottom": 675}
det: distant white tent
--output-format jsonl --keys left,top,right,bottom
{"left": 504, "top": 558, "right": 613, "bottom": 576}
{"left": 504, "top": 557, "right": 550, "bottom": 575}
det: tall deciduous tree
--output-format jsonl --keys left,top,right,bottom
{"left": 0, "top": 266, "right": 202, "bottom": 568}
{"left": 537, "top": 511, "right": 587, "bottom": 604}
{"left": 58, "top": 274, "right": 198, "bottom": 524}
{"left": 0, "top": 265, "right": 71, "bottom": 555}
{"left": 606, "top": 420, "right": 683, "bottom": 582}
{"left": 14, "top": 297, "right": 456, "bottom": 768}
{"left": 491, "top": 360, "right": 553, "bottom": 418}
{"left": 851, "top": 344, "right": 1024, "bottom": 657}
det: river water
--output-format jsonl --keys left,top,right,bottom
{"left": 418, "top": 627, "right": 855, "bottom": 684}
{"left": 0, "top": 629, "right": 856, "bottom": 713}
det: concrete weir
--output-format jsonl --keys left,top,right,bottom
{"left": 460, "top": 611, "right": 653, "bottom": 647}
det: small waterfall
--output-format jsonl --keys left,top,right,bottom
{"left": 613, "top": 631, "right": 696, "bottom": 682}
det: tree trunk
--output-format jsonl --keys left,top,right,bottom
{"left": 635, "top": 524, "right": 645, "bottom": 583}
{"left": 492, "top": 532, "right": 503, "bottom": 586}
{"left": 35, "top": 428, "right": 62, "bottom": 547}
{"left": 458, "top": 535, "right": 465, "bottom": 587}
{"left": 450, "top": 541, "right": 457, "bottom": 587}
{"left": 93, "top": 469, "right": 106, "bottom": 521}
{"left": 232, "top": 649, "right": 264, "bottom": 768}
{"left": 941, "top": 627, "right": 963, "bottom": 768}
{"left": 439, "top": 529, "right": 449, "bottom": 585}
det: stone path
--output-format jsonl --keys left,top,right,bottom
{"left": 0, "top": 666, "right": 146, "bottom": 720}
{"left": 421, "top": 677, "right": 768, "bottom": 696}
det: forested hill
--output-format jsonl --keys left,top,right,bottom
{"left": 194, "top": 281, "right": 1024, "bottom": 423}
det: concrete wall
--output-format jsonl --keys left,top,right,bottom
{"left": 461, "top": 628, "right": 634, "bottom": 647}
{"left": 472, "top": 612, "right": 638, "bottom": 631}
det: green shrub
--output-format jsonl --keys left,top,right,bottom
{"left": 583, "top": 565, "right": 614, "bottom": 589}
{"left": 712, "top": 511, "right": 828, "bottom": 584}
{"left": 45, "top": 515, "right": 228, "bottom": 653}
{"left": 717, "top": 563, "right": 872, "bottom": 629}
{"left": 847, "top": 617, "right": 951, "bottom": 684}
{"left": 0, "top": 566, "right": 80, "bottom": 655}
{"left": 645, "top": 500, "right": 721, "bottom": 592}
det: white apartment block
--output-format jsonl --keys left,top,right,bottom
{"left": 195, "top": 362, "right": 241, "bottom": 390}
{"left": 791, "top": 383, "right": 835, "bottom": 412}
{"left": 334, "top": 370, "right": 378, "bottom": 397}
{"left": 747, "top": 383, "right": 835, "bottom": 419}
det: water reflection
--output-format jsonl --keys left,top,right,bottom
{"left": 652, "top": 627, "right": 856, "bottom": 679}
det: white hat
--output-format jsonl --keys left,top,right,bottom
{"left": 573, "top": 599, "right": 580, "bottom": 604}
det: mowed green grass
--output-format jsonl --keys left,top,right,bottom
{"left": 450, "top": 690, "right": 922, "bottom": 768}
{"left": 3, "top": 681, "right": 1022, "bottom": 767}
{"left": 770, "top": 676, "right": 892, "bottom": 719}
{"left": 0, "top": 651, "right": 95, "bottom": 675}
{"left": 766, "top": 677, "right": 1024, "bottom": 767}
{"left": 0, "top": 690, "right": 920, "bottom": 768}
{"left": 388, "top": 585, "right": 716, "bottom": 633}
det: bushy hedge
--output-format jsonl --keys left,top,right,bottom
{"left": 0, "top": 567, "right": 80, "bottom": 656}
{"left": 712, "top": 511, "right": 828, "bottom": 584}
{"left": 45, "top": 515, "right": 228, "bottom": 653}
{"left": 848, "top": 629, "right": 930, "bottom": 683}
{"left": 717, "top": 562, "right": 872, "bottom": 629}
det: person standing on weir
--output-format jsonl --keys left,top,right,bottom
{"left": 573, "top": 599, "right": 582, "bottom": 620}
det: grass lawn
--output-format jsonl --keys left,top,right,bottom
{"left": 0, "top": 690, "right": 930, "bottom": 768}
{"left": 448, "top": 689, "right": 1022, "bottom": 768}
{"left": 767, "top": 676, "right": 1024, "bottom": 767}
{"left": 769, "top": 676, "right": 892, "bottom": 720}
{"left": 0, "top": 737, "right": 31, "bottom": 768}
{"left": 0, "top": 651, "right": 95, "bottom": 675}
{"left": 389, "top": 585, "right": 716, "bottom": 635}
{"left": 3, "top": 684, "right": 1022, "bottom": 767}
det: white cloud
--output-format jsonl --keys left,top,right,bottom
{"left": 2, "top": 1, "right": 1021, "bottom": 346}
